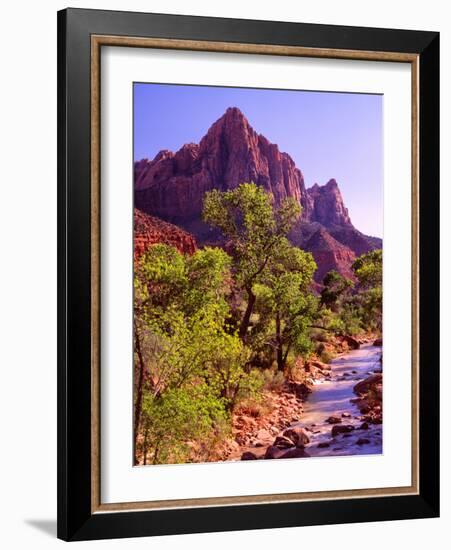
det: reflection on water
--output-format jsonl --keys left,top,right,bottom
{"left": 295, "top": 344, "right": 383, "bottom": 457}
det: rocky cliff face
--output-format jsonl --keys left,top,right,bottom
{"left": 134, "top": 107, "right": 381, "bottom": 282}
{"left": 303, "top": 227, "right": 356, "bottom": 283}
{"left": 134, "top": 208, "right": 197, "bottom": 258}
{"left": 307, "top": 179, "right": 351, "bottom": 227}
{"left": 135, "top": 107, "right": 311, "bottom": 237}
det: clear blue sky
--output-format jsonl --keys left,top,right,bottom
{"left": 134, "top": 83, "right": 383, "bottom": 237}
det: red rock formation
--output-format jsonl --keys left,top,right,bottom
{"left": 134, "top": 208, "right": 197, "bottom": 258}
{"left": 303, "top": 180, "right": 382, "bottom": 258}
{"left": 327, "top": 225, "right": 382, "bottom": 257}
{"left": 303, "top": 227, "right": 356, "bottom": 283}
{"left": 134, "top": 107, "right": 381, "bottom": 281}
{"left": 135, "top": 107, "right": 312, "bottom": 234}
{"left": 307, "top": 179, "right": 351, "bottom": 227}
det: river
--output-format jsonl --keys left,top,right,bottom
{"left": 296, "top": 343, "right": 383, "bottom": 457}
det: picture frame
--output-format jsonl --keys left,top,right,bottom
{"left": 57, "top": 7, "right": 439, "bottom": 541}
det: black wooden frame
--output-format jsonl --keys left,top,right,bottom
{"left": 57, "top": 8, "right": 439, "bottom": 541}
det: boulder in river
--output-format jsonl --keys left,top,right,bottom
{"left": 282, "top": 427, "right": 310, "bottom": 448}
{"left": 343, "top": 335, "right": 360, "bottom": 349}
{"left": 264, "top": 445, "right": 287, "bottom": 459}
{"left": 356, "top": 438, "right": 371, "bottom": 445}
{"left": 241, "top": 451, "right": 258, "bottom": 460}
{"left": 331, "top": 424, "right": 355, "bottom": 437}
{"left": 326, "top": 415, "right": 342, "bottom": 424}
{"left": 280, "top": 447, "right": 310, "bottom": 459}
{"left": 353, "top": 374, "right": 383, "bottom": 396}
{"left": 265, "top": 445, "right": 311, "bottom": 459}
{"left": 273, "top": 435, "right": 296, "bottom": 449}
{"left": 286, "top": 381, "right": 312, "bottom": 398}
{"left": 309, "top": 359, "right": 331, "bottom": 371}
{"left": 265, "top": 445, "right": 309, "bottom": 459}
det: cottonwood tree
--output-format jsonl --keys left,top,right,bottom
{"left": 351, "top": 249, "right": 383, "bottom": 331}
{"left": 133, "top": 244, "right": 252, "bottom": 464}
{"left": 203, "top": 183, "right": 301, "bottom": 342}
{"left": 253, "top": 241, "right": 317, "bottom": 371}
{"left": 320, "top": 270, "right": 354, "bottom": 311}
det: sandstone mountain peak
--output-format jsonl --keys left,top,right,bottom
{"left": 307, "top": 178, "right": 352, "bottom": 227}
{"left": 217, "top": 106, "right": 248, "bottom": 125}
{"left": 325, "top": 178, "right": 338, "bottom": 188}
{"left": 135, "top": 106, "right": 310, "bottom": 228}
{"left": 221, "top": 106, "right": 247, "bottom": 121}
{"left": 134, "top": 108, "right": 381, "bottom": 282}
{"left": 200, "top": 107, "right": 254, "bottom": 149}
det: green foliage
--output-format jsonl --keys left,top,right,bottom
{"left": 261, "top": 368, "right": 286, "bottom": 391}
{"left": 134, "top": 182, "right": 382, "bottom": 465}
{"left": 310, "top": 329, "right": 330, "bottom": 343}
{"left": 339, "top": 304, "right": 363, "bottom": 335}
{"left": 203, "top": 183, "right": 317, "bottom": 371}
{"left": 352, "top": 249, "right": 382, "bottom": 289}
{"left": 185, "top": 247, "right": 232, "bottom": 314}
{"left": 202, "top": 329, "right": 255, "bottom": 411}
{"left": 320, "top": 270, "right": 354, "bottom": 311}
{"left": 351, "top": 249, "right": 382, "bottom": 331}
{"left": 134, "top": 243, "right": 249, "bottom": 463}
{"left": 140, "top": 383, "right": 227, "bottom": 464}
{"left": 202, "top": 183, "right": 301, "bottom": 266}
{"left": 246, "top": 242, "right": 318, "bottom": 370}
{"left": 317, "top": 307, "right": 343, "bottom": 333}
{"left": 318, "top": 250, "right": 382, "bottom": 336}
{"left": 203, "top": 183, "right": 304, "bottom": 341}
{"left": 135, "top": 243, "right": 231, "bottom": 318}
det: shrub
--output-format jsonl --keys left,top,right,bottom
{"left": 235, "top": 398, "right": 272, "bottom": 419}
{"left": 228, "top": 366, "right": 265, "bottom": 409}
{"left": 312, "top": 330, "right": 329, "bottom": 342}
{"left": 262, "top": 368, "right": 286, "bottom": 392}
{"left": 140, "top": 383, "right": 227, "bottom": 465}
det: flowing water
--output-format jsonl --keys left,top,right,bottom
{"left": 297, "top": 343, "right": 383, "bottom": 457}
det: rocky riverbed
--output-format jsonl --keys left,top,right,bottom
{"left": 291, "top": 343, "right": 382, "bottom": 457}
{"left": 227, "top": 342, "right": 383, "bottom": 461}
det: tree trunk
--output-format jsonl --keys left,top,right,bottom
{"left": 275, "top": 313, "right": 284, "bottom": 371}
{"left": 133, "top": 319, "right": 146, "bottom": 465}
{"left": 282, "top": 345, "right": 290, "bottom": 366}
{"left": 142, "top": 425, "right": 149, "bottom": 466}
{"left": 238, "top": 287, "right": 256, "bottom": 341}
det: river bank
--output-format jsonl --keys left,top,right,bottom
{"left": 225, "top": 339, "right": 383, "bottom": 461}
{"left": 292, "top": 343, "right": 382, "bottom": 457}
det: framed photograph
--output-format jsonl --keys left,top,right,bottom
{"left": 57, "top": 8, "right": 439, "bottom": 541}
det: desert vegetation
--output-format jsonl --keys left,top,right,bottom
{"left": 133, "top": 183, "right": 382, "bottom": 465}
